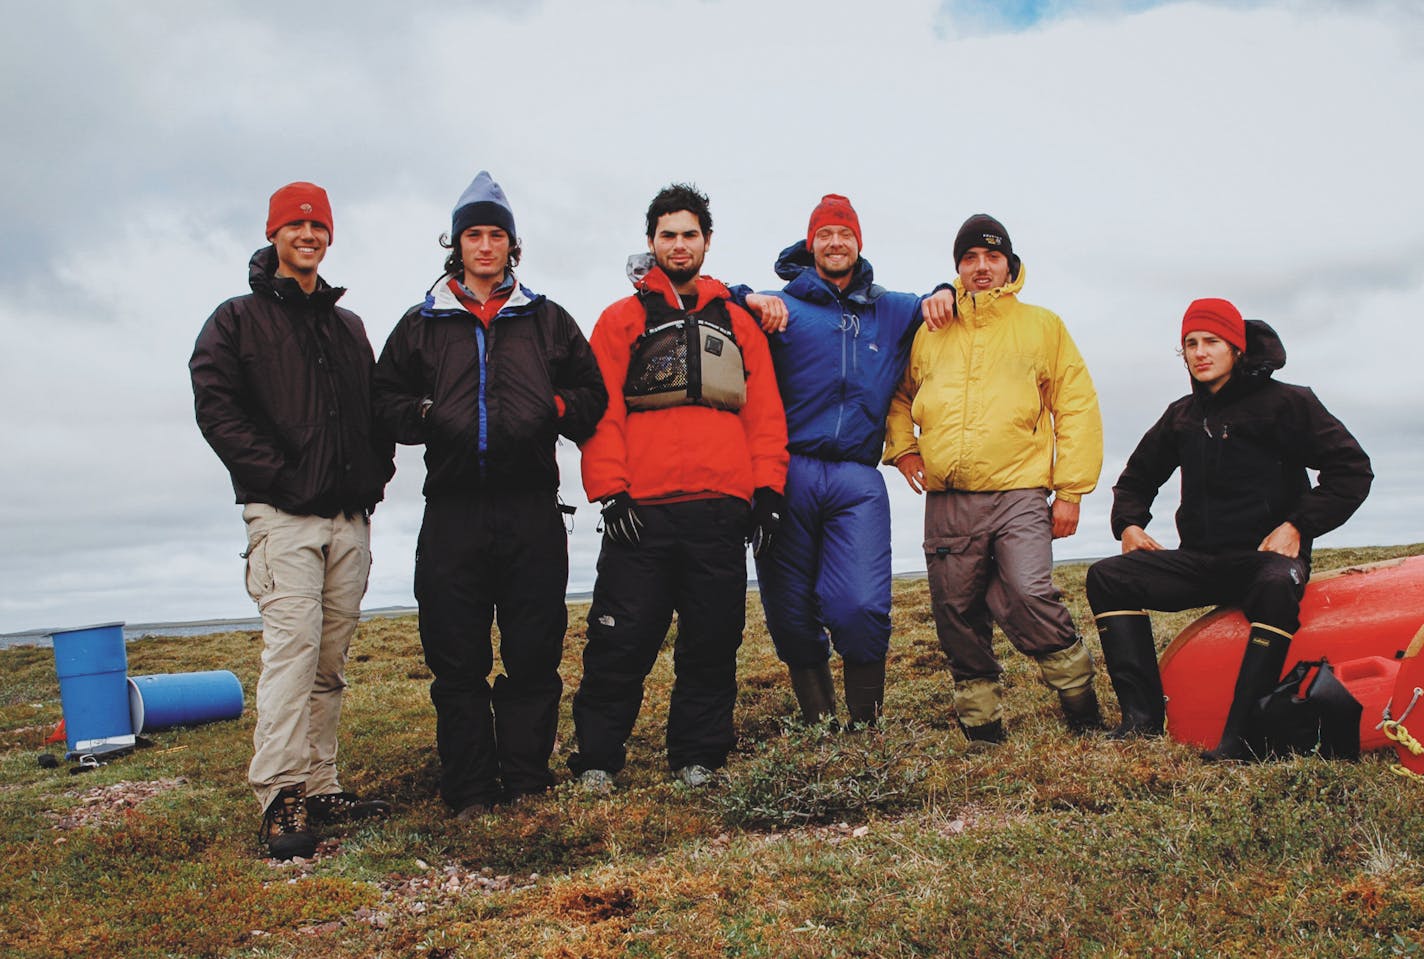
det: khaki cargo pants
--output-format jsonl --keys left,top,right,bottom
{"left": 242, "top": 503, "right": 370, "bottom": 812}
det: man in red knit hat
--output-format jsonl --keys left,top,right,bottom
{"left": 1086, "top": 297, "right": 1372, "bottom": 759}
{"left": 191, "top": 182, "right": 396, "bottom": 858}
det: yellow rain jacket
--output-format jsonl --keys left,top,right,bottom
{"left": 882, "top": 264, "right": 1102, "bottom": 501}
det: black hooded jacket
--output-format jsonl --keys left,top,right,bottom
{"left": 190, "top": 246, "right": 395, "bottom": 516}
{"left": 1110, "top": 320, "right": 1372, "bottom": 561}
{"left": 373, "top": 274, "right": 606, "bottom": 496}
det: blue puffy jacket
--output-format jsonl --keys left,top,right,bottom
{"left": 751, "top": 242, "right": 924, "bottom": 466}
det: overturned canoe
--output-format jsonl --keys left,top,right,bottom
{"left": 1157, "top": 555, "right": 1424, "bottom": 751}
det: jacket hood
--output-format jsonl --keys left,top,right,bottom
{"left": 248, "top": 245, "right": 344, "bottom": 306}
{"left": 624, "top": 253, "right": 730, "bottom": 311}
{"left": 422, "top": 270, "right": 540, "bottom": 316}
{"left": 1241, "top": 318, "right": 1286, "bottom": 373}
{"left": 950, "top": 259, "right": 1028, "bottom": 313}
{"left": 774, "top": 240, "right": 885, "bottom": 306}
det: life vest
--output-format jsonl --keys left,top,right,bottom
{"left": 624, "top": 288, "right": 747, "bottom": 412}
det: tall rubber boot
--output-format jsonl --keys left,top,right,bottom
{"left": 1201, "top": 625, "right": 1292, "bottom": 763}
{"left": 843, "top": 658, "right": 885, "bottom": 729}
{"left": 1095, "top": 612, "right": 1165, "bottom": 739}
{"left": 787, "top": 661, "right": 837, "bottom": 725}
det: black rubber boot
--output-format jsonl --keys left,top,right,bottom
{"left": 1096, "top": 612, "right": 1165, "bottom": 739}
{"left": 788, "top": 661, "right": 837, "bottom": 725}
{"left": 1058, "top": 686, "right": 1105, "bottom": 735}
{"left": 1201, "top": 626, "right": 1292, "bottom": 763}
{"left": 843, "top": 658, "right": 886, "bottom": 729}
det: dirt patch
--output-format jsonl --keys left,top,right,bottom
{"left": 553, "top": 886, "right": 636, "bottom": 921}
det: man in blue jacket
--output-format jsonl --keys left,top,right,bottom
{"left": 739, "top": 194, "right": 953, "bottom": 726}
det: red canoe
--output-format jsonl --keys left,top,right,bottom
{"left": 1158, "top": 555, "right": 1424, "bottom": 751}
{"left": 1383, "top": 623, "right": 1424, "bottom": 773}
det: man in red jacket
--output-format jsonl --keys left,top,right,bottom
{"left": 190, "top": 182, "right": 395, "bottom": 859}
{"left": 571, "top": 183, "right": 789, "bottom": 791}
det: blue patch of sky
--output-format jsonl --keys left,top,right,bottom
{"left": 934, "top": 0, "right": 1244, "bottom": 36}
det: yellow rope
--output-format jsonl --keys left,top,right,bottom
{"left": 1390, "top": 763, "right": 1424, "bottom": 782}
{"left": 1381, "top": 719, "right": 1424, "bottom": 756}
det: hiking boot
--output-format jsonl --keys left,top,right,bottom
{"left": 259, "top": 784, "right": 316, "bottom": 860}
{"left": 578, "top": 768, "right": 615, "bottom": 795}
{"left": 960, "top": 718, "right": 1006, "bottom": 751}
{"left": 455, "top": 801, "right": 495, "bottom": 821}
{"left": 307, "top": 791, "right": 392, "bottom": 827}
{"left": 675, "top": 764, "right": 714, "bottom": 788}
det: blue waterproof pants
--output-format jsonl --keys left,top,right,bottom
{"left": 755, "top": 455, "right": 892, "bottom": 667}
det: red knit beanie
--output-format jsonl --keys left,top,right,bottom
{"left": 1181, "top": 297, "right": 1245, "bottom": 350}
{"left": 266, "top": 182, "right": 334, "bottom": 243}
{"left": 806, "top": 194, "right": 862, "bottom": 251}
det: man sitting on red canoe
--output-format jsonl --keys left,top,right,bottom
{"left": 1085, "top": 298, "right": 1372, "bottom": 760}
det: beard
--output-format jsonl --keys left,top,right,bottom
{"left": 662, "top": 265, "right": 699, "bottom": 287}
{"left": 656, "top": 248, "right": 704, "bottom": 288}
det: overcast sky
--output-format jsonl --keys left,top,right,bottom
{"left": 2, "top": 0, "right": 1420, "bottom": 635}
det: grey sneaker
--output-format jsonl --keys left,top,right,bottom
{"left": 675, "top": 764, "right": 715, "bottom": 788}
{"left": 578, "top": 768, "right": 614, "bottom": 794}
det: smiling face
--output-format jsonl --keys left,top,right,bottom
{"left": 271, "top": 220, "right": 329, "bottom": 284}
{"left": 957, "top": 247, "right": 1010, "bottom": 292}
{"left": 1182, "top": 329, "right": 1238, "bottom": 392}
{"left": 811, "top": 225, "right": 859, "bottom": 286}
{"left": 648, "top": 209, "right": 709, "bottom": 291}
{"left": 459, "top": 225, "right": 512, "bottom": 286}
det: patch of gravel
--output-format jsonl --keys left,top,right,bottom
{"left": 47, "top": 777, "right": 189, "bottom": 830}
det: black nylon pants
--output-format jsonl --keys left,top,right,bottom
{"left": 569, "top": 497, "right": 749, "bottom": 774}
{"left": 1086, "top": 547, "right": 1308, "bottom": 633}
{"left": 415, "top": 489, "right": 568, "bottom": 809}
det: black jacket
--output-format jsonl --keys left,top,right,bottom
{"left": 373, "top": 274, "right": 607, "bottom": 496}
{"left": 1111, "top": 320, "right": 1372, "bottom": 561}
{"left": 190, "top": 246, "right": 395, "bottom": 516}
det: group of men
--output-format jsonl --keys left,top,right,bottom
{"left": 190, "top": 175, "right": 1371, "bottom": 860}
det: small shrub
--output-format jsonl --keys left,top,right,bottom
{"left": 714, "top": 720, "right": 932, "bottom": 828}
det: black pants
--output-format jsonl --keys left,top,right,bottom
{"left": 415, "top": 490, "right": 568, "bottom": 809}
{"left": 570, "top": 497, "right": 749, "bottom": 774}
{"left": 1086, "top": 547, "right": 1308, "bottom": 633}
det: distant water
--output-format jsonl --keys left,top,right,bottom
{"left": 0, "top": 563, "right": 1099, "bottom": 650}
{"left": 0, "top": 608, "right": 425, "bottom": 649}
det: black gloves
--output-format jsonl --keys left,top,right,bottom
{"left": 748, "top": 487, "right": 783, "bottom": 557}
{"left": 600, "top": 492, "right": 644, "bottom": 546}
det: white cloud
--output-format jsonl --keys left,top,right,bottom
{"left": 2, "top": 0, "right": 1420, "bottom": 633}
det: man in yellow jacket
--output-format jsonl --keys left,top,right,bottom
{"left": 884, "top": 214, "right": 1104, "bottom": 745}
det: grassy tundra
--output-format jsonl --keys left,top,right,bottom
{"left": 2, "top": 544, "right": 1423, "bottom": 958}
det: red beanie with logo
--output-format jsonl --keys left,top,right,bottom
{"left": 266, "top": 182, "right": 334, "bottom": 244}
{"left": 806, "top": 194, "right": 862, "bottom": 251}
{"left": 1181, "top": 298, "right": 1245, "bottom": 351}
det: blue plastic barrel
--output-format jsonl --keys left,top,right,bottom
{"left": 127, "top": 670, "right": 244, "bottom": 733}
{"left": 49, "top": 622, "right": 135, "bottom": 756}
